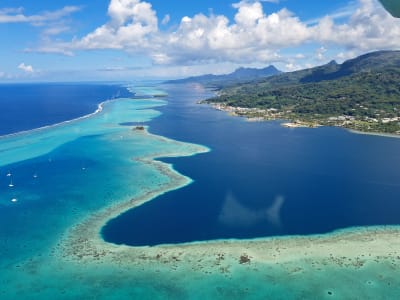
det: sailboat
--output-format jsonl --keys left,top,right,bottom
{"left": 9, "top": 176, "right": 14, "bottom": 187}
{"left": 6, "top": 171, "right": 11, "bottom": 177}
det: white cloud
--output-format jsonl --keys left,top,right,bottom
{"left": 285, "top": 63, "right": 296, "bottom": 71}
{"left": 0, "top": 70, "right": 16, "bottom": 80}
{"left": 315, "top": 0, "right": 400, "bottom": 52}
{"left": 18, "top": 63, "right": 34, "bottom": 73}
{"left": 0, "top": 6, "right": 81, "bottom": 24}
{"left": 72, "top": 0, "right": 158, "bottom": 51}
{"left": 316, "top": 46, "right": 327, "bottom": 61}
{"left": 233, "top": 1, "right": 264, "bottom": 27}
{"left": 305, "top": 1, "right": 358, "bottom": 25}
{"left": 25, "top": 44, "right": 74, "bottom": 56}
{"left": 150, "top": 1, "right": 311, "bottom": 65}
{"left": 0, "top": 7, "right": 24, "bottom": 14}
{"left": 161, "top": 14, "right": 170, "bottom": 25}
{"left": 42, "top": 25, "right": 70, "bottom": 36}
{"left": 33, "top": 0, "right": 400, "bottom": 70}
{"left": 336, "top": 50, "right": 358, "bottom": 61}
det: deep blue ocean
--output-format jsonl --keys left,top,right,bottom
{"left": 0, "top": 83, "right": 130, "bottom": 135}
{"left": 1, "top": 82, "right": 399, "bottom": 248}
{"left": 102, "top": 84, "right": 400, "bottom": 246}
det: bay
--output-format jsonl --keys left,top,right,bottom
{"left": 103, "top": 83, "right": 400, "bottom": 246}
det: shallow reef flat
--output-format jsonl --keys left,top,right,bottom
{"left": 55, "top": 190, "right": 400, "bottom": 300}
{"left": 0, "top": 94, "right": 208, "bottom": 299}
{"left": 12, "top": 216, "right": 400, "bottom": 299}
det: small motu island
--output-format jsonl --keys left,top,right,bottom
{"left": 204, "top": 51, "right": 400, "bottom": 135}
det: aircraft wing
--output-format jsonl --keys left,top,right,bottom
{"left": 379, "top": 0, "right": 400, "bottom": 18}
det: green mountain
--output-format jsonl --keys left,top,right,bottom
{"left": 207, "top": 50, "right": 400, "bottom": 134}
{"left": 165, "top": 65, "right": 281, "bottom": 87}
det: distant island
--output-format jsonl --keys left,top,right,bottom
{"left": 203, "top": 50, "right": 400, "bottom": 135}
{"left": 165, "top": 65, "right": 281, "bottom": 88}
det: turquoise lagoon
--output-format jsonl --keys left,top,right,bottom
{"left": 0, "top": 83, "right": 399, "bottom": 299}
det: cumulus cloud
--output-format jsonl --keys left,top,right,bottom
{"left": 72, "top": 0, "right": 158, "bottom": 51}
{"left": 153, "top": 2, "right": 311, "bottom": 64}
{"left": 315, "top": 0, "right": 400, "bottom": 52}
{"left": 34, "top": 0, "right": 400, "bottom": 68}
{"left": 18, "top": 63, "right": 34, "bottom": 73}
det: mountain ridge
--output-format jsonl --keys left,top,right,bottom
{"left": 206, "top": 50, "right": 400, "bottom": 134}
{"left": 165, "top": 65, "right": 281, "bottom": 86}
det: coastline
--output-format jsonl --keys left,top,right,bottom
{"left": 348, "top": 128, "right": 400, "bottom": 139}
{"left": 207, "top": 102, "right": 400, "bottom": 138}
{"left": 53, "top": 92, "right": 400, "bottom": 267}
{"left": 0, "top": 99, "right": 111, "bottom": 140}
{"left": 3, "top": 84, "right": 400, "bottom": 298}
{"left": 0, "top": 83, "right": 165, "bottom": 140}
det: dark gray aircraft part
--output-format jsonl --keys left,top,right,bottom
{"left": 379, "top": 0, "right": 400, "bottom": 17}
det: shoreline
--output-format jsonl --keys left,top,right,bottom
{"left": 5, "top": 84, "right": 399, "bottom": 298}
{"left": 5, "top": 90, "right": 396, "bottom": 266}
{"left": 0, "top": 82, "right": 161, "bottom": 140}
{"left": 207, "top": 102, "right": 400, "bottom": 138}
{"left": 348, "top": 128, "right": 400, "bottom": 139}
{"left": 0, "top": 94, "right": 161, "bottom": 141}
{"left": 0, "top": 99, "right": 117, "bottom": 140}
{"left": 2, "top": 83, "right": 399, "bottom": 298}
{"left": 53, "top": 97, "right": 400, "bottom": 268}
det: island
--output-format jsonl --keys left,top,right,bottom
{"left": 203, "top": 50, "right": 400, "bottom": 135}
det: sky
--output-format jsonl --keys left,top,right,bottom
{"left": 0, "top": 0, "right": 400, "bottom": 81}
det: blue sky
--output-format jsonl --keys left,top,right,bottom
{"left": 0, "top": 0, "right": 399, "bottom": 81}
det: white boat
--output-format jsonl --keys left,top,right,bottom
{"left": 9, "top": 178, "right": 14, "bottom": 187}
{"left": 6, "top": 171, "right": 11, "bottom": 177}
{"left": 11, "top": 198, "right": 17, "bottom": 203}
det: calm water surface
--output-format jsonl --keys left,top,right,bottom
{"left": 0, "top": 83, "right": 130, "bottom": 135}
{"left": 1, "top": 82, "right": 399, "bottom": 247}
{"left": 102, "top": 84, "right": 400, "bottom": 246}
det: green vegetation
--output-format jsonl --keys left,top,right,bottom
{"left": 205, "top": 51, "right": 400, "bottom": 135}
